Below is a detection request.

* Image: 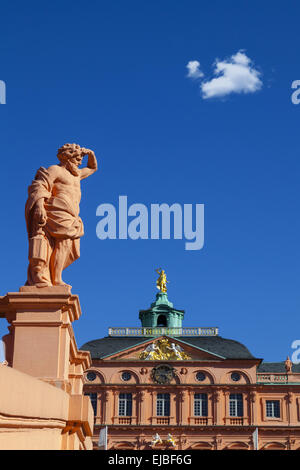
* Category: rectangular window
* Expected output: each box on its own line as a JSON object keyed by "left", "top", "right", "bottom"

{"left": 84, "top": 392, "right": 97, "bottom": 416}
{"left": 157, "top": 393, "right": 170, "bottom": 416}
{"left": 194, "top": 393, "right": 208, "bottom": 416}
{"left": 229, "top": 393, "right": 243, "bottom": 417}
{"left": 266, "top": 400, "right": 280, "bottom": 418}
{"left": 119, "top": 393, "right": 132, "bottom": 416}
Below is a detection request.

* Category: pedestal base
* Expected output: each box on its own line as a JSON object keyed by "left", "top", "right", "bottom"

{"left": 0, "top": 286, "right": 90, "bottom": 394}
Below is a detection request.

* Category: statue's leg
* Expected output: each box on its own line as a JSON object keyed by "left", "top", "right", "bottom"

{"left": 50, "top": 238, "right": 72, "bottom": 287}
{"left": 27, "top": 233, "right": 52, "bottom": 287}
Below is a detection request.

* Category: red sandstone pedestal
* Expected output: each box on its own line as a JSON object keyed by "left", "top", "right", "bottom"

{"left": 0, "top": 286, "right": 90, "bottom": 392}
{"left": 0, "top": 286, "right": 94, "bottom": 450}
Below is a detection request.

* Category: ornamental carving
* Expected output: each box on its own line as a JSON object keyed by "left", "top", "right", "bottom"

{"left": 139, "top": 338, "right": 191, "bottom": 361}
{"left": 213, "top": 390, "right": 221, "bottom": 402}
{"left": 285, "top": 392, "right": 293, "bottom": 404}
{"left": 151, "top": 433, "right": 176, "bottom": 448}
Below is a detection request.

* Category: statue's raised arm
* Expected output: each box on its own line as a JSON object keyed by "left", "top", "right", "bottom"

{"left": 25, "top": 143, "right": 98, "bottom": 288}
{"left": 79, "top": 148, "right": 98, "bottom": 180}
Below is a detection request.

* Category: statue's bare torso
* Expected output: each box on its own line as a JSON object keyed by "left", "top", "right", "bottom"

{"left": 47, "top": 165, "right": 82, "bottom": 212}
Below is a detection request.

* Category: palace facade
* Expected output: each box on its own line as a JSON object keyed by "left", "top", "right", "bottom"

{"left": 81, "top": 289, "right": 300, "bottom": 451}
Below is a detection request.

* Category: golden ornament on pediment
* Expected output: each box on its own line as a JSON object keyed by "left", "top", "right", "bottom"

{"left": 139, "top": 338, "right": 191, "bottom": 361}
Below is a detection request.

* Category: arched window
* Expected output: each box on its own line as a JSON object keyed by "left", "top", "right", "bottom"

{"left": 157, "top": 315, "right": 167, "bottom": 327}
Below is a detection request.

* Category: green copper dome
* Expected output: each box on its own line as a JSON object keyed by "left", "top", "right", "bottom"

{"left": 139, "top": 292, "right": 185, "bottom": 328}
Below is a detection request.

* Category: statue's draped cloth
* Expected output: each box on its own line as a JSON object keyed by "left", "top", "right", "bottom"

{"left": 25, "top": 167, "right": 84, "bottom": 283}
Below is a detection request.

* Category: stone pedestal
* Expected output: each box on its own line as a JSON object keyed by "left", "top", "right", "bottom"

{"left": 0, "top": 285, "right": 90, "bottom": 393}
{"left": 0, "top": 285, "right": 94, "bottom": 450}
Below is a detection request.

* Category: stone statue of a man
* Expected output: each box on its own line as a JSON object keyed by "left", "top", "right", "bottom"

{"left": 25, "top": 143, "right": 98, "bottom": 287}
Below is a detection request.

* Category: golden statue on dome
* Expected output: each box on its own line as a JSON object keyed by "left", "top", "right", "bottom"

{"left": 156, "top": 268, "right": 169, "bottom": 293}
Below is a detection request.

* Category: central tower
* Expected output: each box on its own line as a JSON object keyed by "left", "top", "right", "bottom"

{"left": 139, "top": 269, "right": 185, "bottom": 328}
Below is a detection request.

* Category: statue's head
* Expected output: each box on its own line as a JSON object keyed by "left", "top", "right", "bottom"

{"left": 57, "top": 143, "right": 82, "bottom": 163}
{"left": 57, "top": 143, "right": 83, "bottom": 176}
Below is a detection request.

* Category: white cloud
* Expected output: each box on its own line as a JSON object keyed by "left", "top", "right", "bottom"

{"left": 201, "top": 51, "right": 262, "bottom": 99}
{"left": 186, "top": 60, "right": 204, "bottom": 79}
{"left": 186, "top": 51, "right": 263, "bottom": 100}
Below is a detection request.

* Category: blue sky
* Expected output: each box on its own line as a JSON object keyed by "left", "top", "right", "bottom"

{"left": 0, "top": 0, "right": 300, "bottom": 363}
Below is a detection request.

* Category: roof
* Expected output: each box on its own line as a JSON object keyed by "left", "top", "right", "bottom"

{"left": 80, "top": 335, "right": 257, "bottom": 360}
{"left": 257, "top": 362, "right": 300, "bottom": 373}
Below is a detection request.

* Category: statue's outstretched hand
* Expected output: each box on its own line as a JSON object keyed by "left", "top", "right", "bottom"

{"left": 81, "top": 148, "right": 95, "bottom": 157}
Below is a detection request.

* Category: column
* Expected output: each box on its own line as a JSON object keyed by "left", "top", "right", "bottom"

{"left": 132, "top": 391, "right": 137, "bottom": 425}
{"left": 151, "top": 391, "right": 155, "bottom": 424}
{"left": 208, "top": 391, "right": 213, "bottom": 425}
{"left": 249, "top": 391, "right": 257, "bottom": 425}
{"left": 104, "top": 390, "right": 114, "bottom": 425}
{"left": 285, "top": 392, "right": 293, "bottom": 425}
{"left": 213, "top": 388, "right": 222, "bottom": 425}
{"left": 169, "top": 391, "right": 175, "bottom": 425}
{"left": 113, "top": 390, "right": 119, "bottom": 424}
{"left": 180, "top": 390, "right": 189, "bottom": 425}
{"left": 224, "top": 390, "right": 230, "bottom": 424}
{"left": 138, "top": 390, "right": 146, "bottom": 425}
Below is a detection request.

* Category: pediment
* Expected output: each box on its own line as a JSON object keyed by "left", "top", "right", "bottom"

{"left": 102, "top": 336, "right": 225, "bottom": 361}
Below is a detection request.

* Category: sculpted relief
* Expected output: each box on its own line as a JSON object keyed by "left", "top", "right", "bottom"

{"left": 139, "top": 338, "right": 191, "bottom": 361}
{"left": 25, "top": 143, "right": 98, "bottom": 287}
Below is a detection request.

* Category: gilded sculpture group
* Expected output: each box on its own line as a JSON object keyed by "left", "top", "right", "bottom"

{"left": 139, "top": 338, "right": 190, "bottom": 361}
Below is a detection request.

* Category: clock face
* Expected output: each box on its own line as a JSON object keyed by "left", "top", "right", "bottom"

{"left": 151, "top": 365, "right": 174, "bottom": 384}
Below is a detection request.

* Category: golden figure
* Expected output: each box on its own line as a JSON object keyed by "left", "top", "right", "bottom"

{"left": 151, "top": 433, "right": 176, "bottom": 448}
{"left": 139, "top": 343, "right": 164, "bottom": 360}
{"left": 139, "top": 338, "right": 191, "bottom": 361}
{"left": 166, "top": 434, "right": 176, "bottom": 447}
{"left": 151, "top": 433, "right": 162, "bottom": 446}
{"left": 156, "top": 268, "right": 169, "bottom": 293}
{"left": 166, "top": 342, "right": 191, "bottom": 360}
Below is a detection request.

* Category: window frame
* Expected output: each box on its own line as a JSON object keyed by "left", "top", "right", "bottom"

{"left": 266, "top": 400, "right": 281, "bottom": 418}
{"left": 118, "top": 392, "right": 133, "bottom": 417}
{"left": 229, "top": 393, "right": 244, "bottom": 417}
{"left": 194, "top": 393, "right": 208, "bottom": 417}
{"left": 156, "top": 393, "right": 170, "bottom": 416}
{"left": 261, "top": 396, "right": 284, "bottom": 423}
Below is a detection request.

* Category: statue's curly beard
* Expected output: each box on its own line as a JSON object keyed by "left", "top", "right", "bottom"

{"left": 66, "top": 159, "right": 80, "bottom": 176}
